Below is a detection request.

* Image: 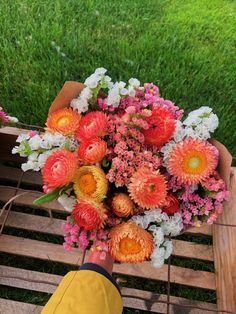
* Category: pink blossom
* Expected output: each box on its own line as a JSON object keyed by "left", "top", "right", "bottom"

{"left": 63, "top": 242, "right": 72, "bottom": 251}
{"left": 144, "top": 83, "right": 159, "bottom": 96}
{"left": 43, "top": 185, "right": 53, "bottom": 193}
{"left": 29, "top": 130, "right": 38, "bottom": 138}
{"left": 0, "top": 111, "right": 9, "bottom": 124}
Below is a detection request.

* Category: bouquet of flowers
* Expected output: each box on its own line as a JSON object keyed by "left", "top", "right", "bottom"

{"left": 12, "top": 68, "right": 230, "bottom": 268}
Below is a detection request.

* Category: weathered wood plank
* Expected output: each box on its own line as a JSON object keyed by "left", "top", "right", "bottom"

{"left": 213, "top": 168, "right": 236, "bottom": 313}
{"left": 186, "top": 224, "right": 212, "bottom": 236}
{"left": 0, "top": 235, "right": 83, "bottom": 266}
{"left": 0, "top": 211, "right": 64, "bottom": 236}
{"left": 0, "top": 299, "right": 42, "bottom": 314}
{"left": 0, "top": 266, "right": 217, "bottom": 313}
{"left": 172, "top": 239, "right": 213, "bottom": 261}
{"left": 0, "top": 235, "right": 215, "bottom": 289}
{"left": 1, "top": 211, "right": 214, "bottom": 261}
{"left": 122, "top": 288, "right": 217, "bottom": 314}
{"left": 0, "top": 265, "right": 60, "bottom": 294}
{"left": 0, "top": 186, "right": 64, "bottom": 213}
{"left": 0, "top": 165, "right": 42, "bottom": 186}
{"left": 113, "top": 262, "right": 216, "bottom": 290}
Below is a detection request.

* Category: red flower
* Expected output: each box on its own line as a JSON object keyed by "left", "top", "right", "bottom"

{"left": 72, "top": 198, "right": 107, "bottom": 231}
{"left": 77, "top": 137, "right": 107, "bottom": 164}
{"left": 75, "top": 111, "right": 108, "bottom": 141}
{"left": 42, "top": 150, "right": 78, "bottom": 189}
{"left": 161, "top": 194, "right": 179, "bottom": 215}
{"left": 144, "top": 107, "right": 176, "bottom": 147}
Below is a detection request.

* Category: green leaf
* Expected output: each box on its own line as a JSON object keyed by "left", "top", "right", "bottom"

{"left": 33, "top": 183, "right": 74, "bottom": 205}
{"left": 33, "top": 188, "right": 61, "bottom": 205}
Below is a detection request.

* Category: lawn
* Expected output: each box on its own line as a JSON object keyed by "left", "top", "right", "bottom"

{"left": 0, "top": 0, "right": 235, "bottom": 155}
{"left": 0, "top": 0, "right": 236, "bottom": 311}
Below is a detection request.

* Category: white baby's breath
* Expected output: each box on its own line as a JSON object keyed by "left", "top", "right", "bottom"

{"left": 58, "top": 193, "right": 77, "bottom": 212}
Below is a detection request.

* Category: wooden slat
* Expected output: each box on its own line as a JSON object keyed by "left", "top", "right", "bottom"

{"left": 0, "top": 235, "right": 216, "bottom": 290}
{"left": 0, "top": 211, "right": 64, "bottom": 236}
{"left": 0, "top": 235, "right": 83, "bottom": 266}
{"left": 172, "top": 239, "right": 213, "bottom": 261}
{"left": 113, "top": 262, "right": 216, "bottom": 290}
{"left": 0, "top": 165, "right": 42, "bottom": 186}
{"left": 122, "top": 288, "right": 217, "bottom": 314}
{"left": 0, "top": 299, "right": 42, "bottom": 314}
{"left": 186, "top": 224, "right": 212, "bottom": 236}
{"left": 0, "top": 186, "right": 64, "bottom": 213}
{"left": 0, "top": 266, "right": 217, "bottom": 313}
{"left": 213, "top": 168, "right": 236, "bottom": 312}
{"left": 1, "top": 211, "right": 213, "bottom": 261}
{"left": 0, "top": 265, "right": 61, "bottom": 294}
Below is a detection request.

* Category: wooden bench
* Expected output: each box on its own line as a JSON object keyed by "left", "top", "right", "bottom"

{"left": 0, "top": 127, "right": 236, "bottom": 314}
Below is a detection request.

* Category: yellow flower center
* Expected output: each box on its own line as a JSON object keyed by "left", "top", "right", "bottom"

{"left": 57, "top": 116, "right": 70, "bottom": 127}
{"left": 76, "top": 173, "right": 97, "bottom": 195}
{"left": 119, "top": 237, "right": 141, "bottom": 255}
{"left": 183, "top": 151, "right": 207, "bottom": 174}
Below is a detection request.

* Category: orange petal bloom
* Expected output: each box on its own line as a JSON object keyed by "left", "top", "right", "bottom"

{"left": 46, "top": 108, "right": 81, "bottom": 135}
{"left": 77, "top": 137, "right": 107, "bottom": 164}
{"left": 144, "top": 107, "right": 176, "bottom": 147}
{"left": 128, "top": 167, "right": 167, "bottom": 209}
{"left": 111, "top": 193, "right": 135, "bottom": 217}
{"left": 73, "top": 198, "right": 107, "bottom": 231}
{"left": 42, "top": 149, "right": 78, "bottom": 189}
{"left": 168, "top": 138, "right": 219, "bottom": 184}
{"left": 74, "top": 166, "right": 108, "bottom": 202}
{"left": 108, "top": 221, "right": 153, "bottom": 263}
{"left": 75, "top": 111, "right": 108, "bottom": 141}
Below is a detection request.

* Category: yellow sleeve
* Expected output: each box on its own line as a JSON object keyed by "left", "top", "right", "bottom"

{"left": 41, "top": 263, "right": 123, "bottom": 314}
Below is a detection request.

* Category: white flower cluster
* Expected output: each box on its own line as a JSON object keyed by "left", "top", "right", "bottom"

{"left": 71, "top": 68, "right": 112, "bottom": 113}
{"left": 12, "top": 131, "right": 74, "bottom": 172}
{"left": 7, "top": 116, "right": 19, "bottom": 123}
{"left": 106, "top": 78, "right": 140, "bottom": 107}
{"left": 132, "top": 209, "right": 183, "bottom": 268}
{"left": 174, "top": 106, "right": 219, "bottom": 142}
{"left": 71, "top": 68, "right": 141, "bottom": 111}
{"left": 58, "top": 192, "right": 77, "bottom": 212}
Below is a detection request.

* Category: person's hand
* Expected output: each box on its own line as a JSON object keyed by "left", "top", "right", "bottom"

{"left": 87, "top": 246, "right": 114, "bottom": 275}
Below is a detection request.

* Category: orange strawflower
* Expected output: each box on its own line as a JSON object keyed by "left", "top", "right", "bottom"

{"left": 75, "top": 111, "right": 108, "bottom": 141}
{"left": 128, "top": 167, "right": 167, "bottom": 209}
{"left": 108, "top": 221, "right": 153, "bottom": 263}
{"left": 144, "top": 106, "right": 175, "bottom": 147}
{"left": 77, "top": 137, "right": 107, "bottom": 164}
{"left": 46, "top": 108, "right": 81, "bottom": 135}
{"left": 73, "top": 198, "right": 107, "bottom": 231}
{"left": 111, "top": 193, "right": 135, "bottom": 217}
{"left": 74, "top": 166, "right": 108, "bottom": 202}
{"left": 42, "top": 149, "right": 78, "bottom": 189}
{"left": 168, "top": 138, "right": 219, "bottom": 184}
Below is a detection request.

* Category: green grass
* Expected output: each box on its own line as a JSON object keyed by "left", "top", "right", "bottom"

{"left": 0, "top": 0, "right": 235, "bottom": 155}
